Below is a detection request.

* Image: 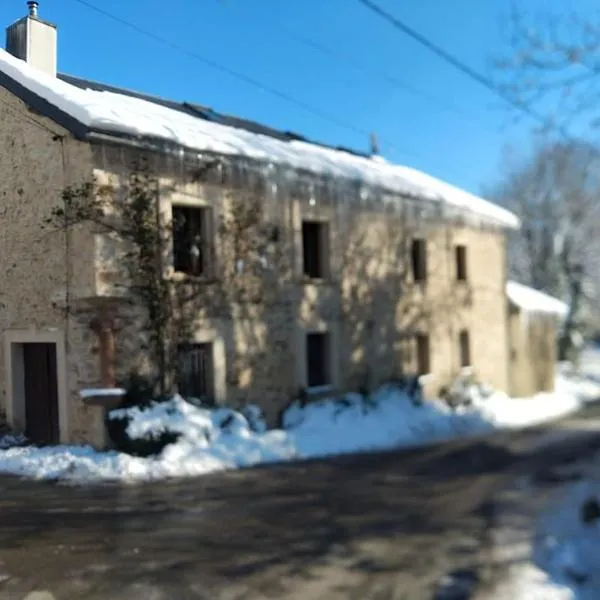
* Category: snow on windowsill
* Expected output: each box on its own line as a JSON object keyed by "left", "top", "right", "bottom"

{"left": 306, "top": 384, "right": 335, "bottom": 395}
{"left": 79, "top": 388, "right": 126, "bottom": 399}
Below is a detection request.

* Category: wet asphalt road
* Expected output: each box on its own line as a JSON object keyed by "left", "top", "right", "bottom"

{"left": 2, "top": 406, "right": 600, "bottom": 600}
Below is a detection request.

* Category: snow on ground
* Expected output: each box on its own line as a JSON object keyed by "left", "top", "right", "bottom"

{"left": 0, "top": 359, "right": 598, "bottom": 483}
{"left": 533, "top": 478, "right": 600, "bottom": 600}
{"left": 486, "top": 563, "right": 575, "bottom": 599}
{"left": 493, "top": 463, "right": 600, "bottom": 600}
{"left": 473, "top": 375, "right": 589, "bottom": 430}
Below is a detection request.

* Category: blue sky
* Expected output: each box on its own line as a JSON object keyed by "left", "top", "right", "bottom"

{"left": 0, "top": 0, "right": 591, "bottom": 194}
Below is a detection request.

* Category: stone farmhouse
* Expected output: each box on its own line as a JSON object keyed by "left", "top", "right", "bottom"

{"left": 0, "top": 3, "right": 525, "bottom": 447}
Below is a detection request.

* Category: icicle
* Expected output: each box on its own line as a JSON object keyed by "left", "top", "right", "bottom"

{"left": 236, "top": 259, "right": 245, "bottom": 274}
{"left": 177, "top": 147, "right": 185, "bottom": 181}
{"left": 360, "top": 185, "right": 369, "bottom": 203}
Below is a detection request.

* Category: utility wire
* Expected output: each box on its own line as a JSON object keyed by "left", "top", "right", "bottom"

{"left": 213, "top": 1, "right": 478, "bottom": 122}
{"left": 356, "top": 0, "right": 567, "bottom": 136}
{"left": 70, "top": 0, "right": 418, "bottom": 158}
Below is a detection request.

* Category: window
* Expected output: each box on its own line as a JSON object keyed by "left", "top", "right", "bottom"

{"left": 177, "top": 342, "right": 214, "bottom": 403}
{"left": 172, "top": 205, "right": 212, "bottom": 276}
{"left": 411, "top": 238, "right": 427, "bottom": 283}
{"left": 459, "top": 330, "right": 471, "bottom": 368}
{"left": 306, "top": 332, "right": 331, "bottom": 388}
{"left": 455, "top": 245, "right": 467, "bottom": 281}
{"left": 302, "top": 221, "right": 329, "bottom": 279}
{"left": 416, "top": 333, "right": 430, "bottom": 375}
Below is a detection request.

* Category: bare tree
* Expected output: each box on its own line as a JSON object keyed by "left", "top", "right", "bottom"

{"left": 495, "top": 4, "right": 600, "bottom": 134}
{"left": 485, "top": 139, "right": 600, "bottom": 359}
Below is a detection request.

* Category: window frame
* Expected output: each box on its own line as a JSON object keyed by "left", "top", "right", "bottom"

{"left": 301, "top": 220, "right": 330, "bottom": 280}
{"left": 416, "top": 333, "right": 431, "bottom": 375}
{"left": 172, "top": 204, "right": 213, "bottom": 278}
{"left": 458, "top": 329, "right": 471, "bottom": 368}
{"left": 176, "top": 341, "right": 215, "bottom": 404}
{"left": 455, "top": 244, "right": 468, "bottom": 282}
{"left": 411, "top": 238, "right": 427, "bottom": 283}
{"left": 305, "top": 331, "right": 333, "bottom": 391}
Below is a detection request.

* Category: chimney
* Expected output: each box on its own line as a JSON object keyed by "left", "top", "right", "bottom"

{"left": 6, "top": 1, "right": 57, "bottom": 77}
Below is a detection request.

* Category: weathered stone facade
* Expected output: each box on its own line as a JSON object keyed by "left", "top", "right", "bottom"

{"left": 508, "top": 304, "right": 558, "bottom": 397}
{"left": 0, "top": 86, "right": 104, "bottom": 443}
{"left": 0, "top": 83, "right": 511, "bottom": 444}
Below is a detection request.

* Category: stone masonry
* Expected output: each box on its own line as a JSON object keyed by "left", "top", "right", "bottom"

{"left": 0, "top": 84, "right": 510, "bottom": 444}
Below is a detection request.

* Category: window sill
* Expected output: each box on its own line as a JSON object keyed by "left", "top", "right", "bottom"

{"left": 168, "top": 271, "right": 217, "bottom": 284}
{"left": 301, "top": 275, "right": 331, "bottom": 284}
{"left": 307, "top": 384, "right": 334, "bottom": 396}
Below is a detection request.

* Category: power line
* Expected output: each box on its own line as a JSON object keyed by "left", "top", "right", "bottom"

{"left": 69, "top": 0, "right": 419, "bottom": 158}
{"left": 356, "top": 0, "right": 565, "bottom": 134}
{"left": 213, "top": 1, "right": 477, "bottom": 122}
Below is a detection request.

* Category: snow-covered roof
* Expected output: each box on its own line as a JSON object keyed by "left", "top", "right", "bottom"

{"left": 0, "top": 47, "right": 519, "bottom": 229}
{"left": 506, "top": 281, "right": 569, "bottom": 317}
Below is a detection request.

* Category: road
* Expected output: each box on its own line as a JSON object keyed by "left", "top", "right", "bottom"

{"left": 1, "top": 405, "right": 600, "bottom": 600}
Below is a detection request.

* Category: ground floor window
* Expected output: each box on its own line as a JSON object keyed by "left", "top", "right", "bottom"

{"left": 306, "top": 332, "right": 332, "bottom": 389}
{"left": 416, "top": 333, "right": 430, "bottom": 375}
{"left": 177, "top": 342, "right": 215, "bottom": 403}
{"left": 459, "top": 330, "right": 471, "bottom": 368}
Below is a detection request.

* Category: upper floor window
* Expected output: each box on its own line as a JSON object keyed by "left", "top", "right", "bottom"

{"left": 411, "top": 238, "right": 427, "bottom": 283}
{"left": 302, "top": 220, "right": 329, "bottom": 279}
{"left": 455, "top": 245, "right": 468, "bottom": 281}
{"left": 172, "top": 205, "right": 213, "bottom": 277}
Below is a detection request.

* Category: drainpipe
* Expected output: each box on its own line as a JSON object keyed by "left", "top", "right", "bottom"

{"left": 90, "top": 313, "right": 116, "bottom": 388}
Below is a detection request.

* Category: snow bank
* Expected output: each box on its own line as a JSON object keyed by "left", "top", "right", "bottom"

{"left": 487, "top": 563, "right": 575, "bottom": 599}
{"left": 525, "top": 474, "right": 600, "bottom": 599}
{"left": 0, "top": 367, "right": 596, "bottom": 483}
{"left": 0, "top": 48, "right": 518, "bottom": 228}
{"left": 473, "top": 385, "right": 581, "bottom": 429}
{"left": 507, "top": 281, "right": 569, "bottom": 317}
{"left": 283, "top": 386, "right": 492, "bottom": 457}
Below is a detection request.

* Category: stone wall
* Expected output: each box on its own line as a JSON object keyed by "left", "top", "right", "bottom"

{"left": 0, "top": 86, "right": 106, "bottom": 443}
{"left": 508, "top": 307, "right": 558, "bottom": 397}
{"left": 90, "top": 144, "right": 511, "bottom": 426}
{"left": 0, "top": 89, "right": 513, "bottom": 442}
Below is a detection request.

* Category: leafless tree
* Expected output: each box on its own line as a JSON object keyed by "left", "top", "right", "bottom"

{"left": 485, "top": 139, "right": 600, "bottom": 359}
{"left": 495, "top": 4, "right": 600, "bottom": 134}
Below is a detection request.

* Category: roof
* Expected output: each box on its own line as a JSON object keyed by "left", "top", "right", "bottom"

{"left": 0, "top": 47, "right": 520, "bottom": 229}
{"left": 506, "top": 281, "right": 569, "bottom": 317}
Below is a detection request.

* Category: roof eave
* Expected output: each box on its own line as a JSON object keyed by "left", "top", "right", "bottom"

{"left": 0, "top": 69, "right": 89, "bottom": 139}
{"left": 86, "top": 129, "right": 520, "bottom": 230}
{"left": 0, "top": 65, "right": 521, "bottom": 231}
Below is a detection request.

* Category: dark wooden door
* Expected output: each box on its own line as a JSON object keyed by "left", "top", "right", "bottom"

{"left": 23, "top": 343, "right": 59, "bottom": 444}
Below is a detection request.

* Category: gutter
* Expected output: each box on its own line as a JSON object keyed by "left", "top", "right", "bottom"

{"left": 85, "top": 130, "right": 519, "bottom": 231}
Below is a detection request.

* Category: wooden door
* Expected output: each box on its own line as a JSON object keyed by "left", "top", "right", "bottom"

{"left": 23, "top": 343, "right": 59, "bottom": 444}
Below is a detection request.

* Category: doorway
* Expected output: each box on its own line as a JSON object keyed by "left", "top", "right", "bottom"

{"left": 23, "top": 343, "right": 59, "bottom": 444}
{"left": 5, "top": 330, "right": 68, "bottom": 444}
